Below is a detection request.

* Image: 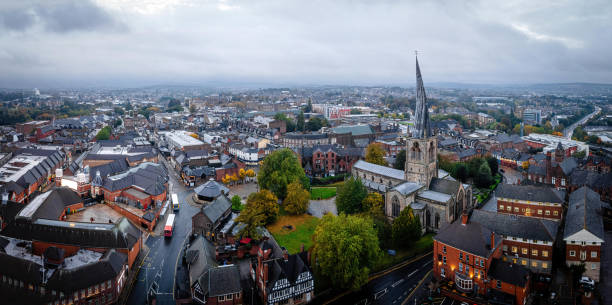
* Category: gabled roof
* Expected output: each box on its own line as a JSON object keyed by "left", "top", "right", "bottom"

{"left": 202, "top": 195, "right": 231, "bottom": 224}
{"left": 495, "top": 184, "right": 564, "bottom": 204}
{"left": 559, "top": 157, "right": 577, "bottom": 175}
{"left": 102, "top": 162, "right": 167, "bottom": 196}
{"left": 200, "top": 265, "right": 242, "bottom": 297}
{"left": 488, "top": 258, "right": 530, "bottom": 287}
{"left": 429, "top": 178, "right": 460, "bottom": 196}
{"left": 470, "top": 209, "right": 559, "bottom": 242}
{"left": 46, "top": 250, "right": 127, "bottom": 293}
{"left": 266, "top": 253, "right": 311, "bottom": 294}
{"left": 434, "top": 216, "right": 502, "bottom": 258}
{"left": 353, "top": 160, "right": 404, "bottom": 180}
{"left": 393, "top": 182, "right": 422, "bottom": 195}
{"left": 564, "top": 186, "right": 605, "bottom": 241}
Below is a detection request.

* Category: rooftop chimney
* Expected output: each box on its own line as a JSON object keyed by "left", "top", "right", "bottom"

{"left": 461, "top": 210, "right": 469, "bottom": 225}
{"left": 491, "top": 231, "right": 495, "bottom": 249}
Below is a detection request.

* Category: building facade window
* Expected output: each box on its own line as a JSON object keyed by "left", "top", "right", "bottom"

{"left": 569, "top": 250, "right": 576, "bottom": 257}
{"left": 496, "top": 280, "right": 502, "bottom": 288}
{"left": 591, "top": 251, "right": 597, "bottom": 258}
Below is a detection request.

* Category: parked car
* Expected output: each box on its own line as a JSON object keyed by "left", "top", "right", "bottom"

{"left": 579, "top": 276, "right": 595, "bottom": 290}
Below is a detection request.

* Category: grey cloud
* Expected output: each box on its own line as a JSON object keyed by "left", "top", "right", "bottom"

{"left": 0, "top": 0, "right": 125, "bottom": 33}
{"left": 0, "top": 9, "right": 36, "bottom": 31}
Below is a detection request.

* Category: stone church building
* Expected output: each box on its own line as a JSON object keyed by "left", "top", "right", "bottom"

{"left": 352, "top": 57, "right": 472, "bottom": 232}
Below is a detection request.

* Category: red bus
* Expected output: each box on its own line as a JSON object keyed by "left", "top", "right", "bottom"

{"left": 164, "top": 214, "right": 175, "bottom": 237}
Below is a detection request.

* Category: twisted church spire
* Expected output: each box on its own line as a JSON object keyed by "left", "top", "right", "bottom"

{"left": 413, "top": 56, "right": 431, "bottom": 138}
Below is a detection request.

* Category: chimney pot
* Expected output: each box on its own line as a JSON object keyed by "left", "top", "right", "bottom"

{"left": 461, "top": 210, "right": 469, "bottom": 225}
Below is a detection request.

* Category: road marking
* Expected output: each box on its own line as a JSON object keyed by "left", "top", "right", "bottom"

{"left": 406, "top": 270, "right": 417, "bottom": 278}
{"left": 374, "top": 288, "right": 387, "bottom": 300}
{"left": 392, "top": 279, "right": 404, "bottom": 288}
{"left": 400, "top": 270, "right": 432, "bottom": 305}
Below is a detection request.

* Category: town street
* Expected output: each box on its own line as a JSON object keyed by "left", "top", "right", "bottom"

{"left": 126, "top": 156, "right": 199, "bottom": 305}
{"left": 327, "top": 254, "right": 433, "bottom": 305}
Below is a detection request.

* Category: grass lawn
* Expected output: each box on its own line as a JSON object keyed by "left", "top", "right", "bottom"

{"left": 268, "top": 214, "right": 320, "bottom": 254}
{"left": 310, "top": 187, "right": 336, "bottom": 200}
{"left": 374, "top": 233, "right": 434, "bottom": 272}
{"left": 326, "top": 180, "right": 345, "bottom": 187}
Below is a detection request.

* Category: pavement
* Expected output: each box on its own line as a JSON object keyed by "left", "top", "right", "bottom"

{"left": 326, "top": 254, "right": 433, "bottom": 305}
{"left": 125, "top": 155, "right": 200, "bottom": 305}
{"left": 308, "top": 197, "right": 338, "bottom": 218}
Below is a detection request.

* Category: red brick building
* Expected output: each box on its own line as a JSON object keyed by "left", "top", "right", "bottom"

{"left": 563, "top": 187, "right": 605, "bottom": 282}
{"left": 470, "top": 209, "right": 559, "bottom": 275}
{"left": 294, "top": 144, "right": 363, "bottom": 177}
{"left": 433, "top": 212, "right": 531, "bottom": 305}
{"left": 495, "top": 184, "right": 565, "bottom": 221}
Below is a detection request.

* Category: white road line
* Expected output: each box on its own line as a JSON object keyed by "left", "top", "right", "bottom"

{"left": 392, "top": 279, "right": 404, "bottom": 288}
{"left": 374, "top": 288, "right": 388, "bottom": 300}
{"left": 406, "top": 270, "right": 417, "bottom": 278}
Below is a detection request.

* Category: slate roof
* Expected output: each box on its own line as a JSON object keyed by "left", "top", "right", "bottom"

{"left": 46, "top": 250, "right": 126, "bottom": 293}
{"left": 470, "top": 209, "right": 559, "bottom": 242}
{"left": 3, "top": 217, "right": 140, "bottom": 250}
{"left": 457, "top": 148, "right": 477, "bottom": 159}
{"left": 495, "top": 184, "right": 564, "bottom": 204}
{"left": 559, "top": 157, "right": 578, "bottom": 175}
{"left": 194, "top": 179, "right": 229, "bottom": 199}
{"left": 284, "top": 133, "right": 328, "bottom": 139}
{"left": 102, "top": 162, "right": 167, "bottom": 196}
{"left": 353, "top": 160, "right": 404, "bottom": 180}
{"left": 569, "top": 170, "right": 612, "bottom": 189}
{"left": 17, "top": 187, "right": 82, "bottom": 221}
{"left": 89, "top": 158, "right": 129, "bottom": 181}
{"left": 488, "top": 258, "right": 530, "bottom": 287}
{"left": 266, "top": 252, "right": 311, "bottom": 295}
{"left": 564, "top": 187, "right": 605, "bottom": 240}
{"left": 418, "top": 190, "right": 452, "bottom": 203}
{"left": 199, "top": 265, "right": 242, "bottom": 297}
{"left": 434, "top": 216, "right": 502, "bottom": 257}
{"left": 331, "top": 125, "right": 373, "bottom": 136}
{"left": 429, "top": 178, "right": 460, "bottom": 196}
{"left": 527, "top": 165, "right": 546, "bottom": 176}
{"left": 202, "top": 195, "right": 231, "bottom": 224}
{"left": 393, "top": 182, "right": 423, "bottom": 195}
{"left": 187, "top": 235, "right": 216, "bottom": 287}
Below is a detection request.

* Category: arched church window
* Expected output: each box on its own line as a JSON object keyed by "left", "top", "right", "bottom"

{"left": 429, "top": 142, "right": 435, "bottom": 160}
{"left": 435, "top": 213, "right": 440, "bottom": 229}
{"left": 392, "top": 196, "right": 400, "bottom": 217}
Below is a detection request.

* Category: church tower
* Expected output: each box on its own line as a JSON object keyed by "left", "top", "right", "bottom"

{"left": 405, "top": 56, "right": 438, "bottom": 188}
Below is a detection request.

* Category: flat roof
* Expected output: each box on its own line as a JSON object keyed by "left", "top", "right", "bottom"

{"left": 164, "top": 131, "right": 204, "bottom": 147}
{"left": 0, "top": 154, "right": 47, "bottom": 183}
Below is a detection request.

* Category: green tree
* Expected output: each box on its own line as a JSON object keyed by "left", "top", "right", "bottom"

{"left": 365, "top": 143, "right": 387, "bottom": 166}
{"left": 189, "top": 104, "right": 197, "bottom": 114}
{"left": 312, "top": 214, "right": 382, "bottom": 290}
{"left": 284, "top": 180, "right": 310, "bottom": 215}
{"left": 455, "top": 163, "right": 468, "bottom": 182}
{"left": 362, "top": 192, "right": 384, "bottom": 218}
{"left": 306, "top": 117, "right": 328, "bottom": 131}
{"left": 237, "top": 189, "right": 279, "bottom": 229}
{"left": 236, "top": 207, "right": 266, "bottom": 239}
{"left": 468, "top": 158, "right": 484, "bottom": 177}
{"left": 258, "top": 149, "right": 310, "bottom": 199}
{"left": 350, "top": 108, "right": 362, "bottom": 114}
{"left": 274, "top": 112, "right": 296, "bottom": 132}
{"left": 393, "top": 149, "right": 406, "bottom": 170}
{"left": 95, "top": 126, "right": 111, "bottom": 141}
{"left": 113, "top": 118, "right": 122, "bottom": 128}
{"left": 474, "top": 162, "right": 493, "bottom": 188}
{"left": 231, "top": 195, "right": 243, "bottom": 211}
{"left": 391, "top": 207, "right": 422, "bottom": 248}
{"left": 487, "top": 157, "right": 499, "bottom": 175}
{"left": 372, "top": 216, "right": 392, "bottom": 249}
{"left": 336, "top": 177, "right": 367, "bottom": 214}
{"left": 297, "top": 111, "right": 305, "bottom": 132}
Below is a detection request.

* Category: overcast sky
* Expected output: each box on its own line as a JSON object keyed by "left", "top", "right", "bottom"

{"left": 1, "top": 0, "right": 611, "bottom": 88}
